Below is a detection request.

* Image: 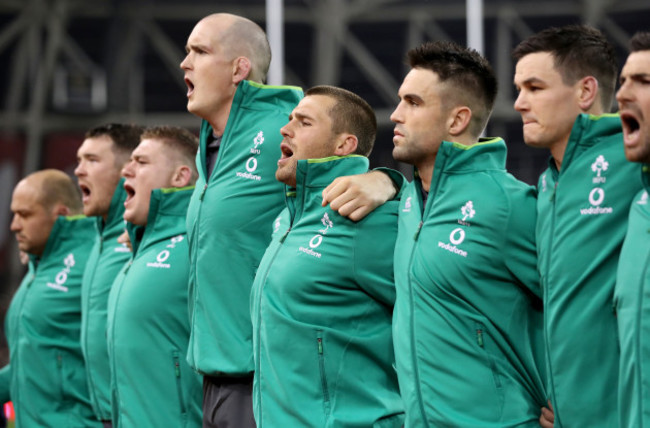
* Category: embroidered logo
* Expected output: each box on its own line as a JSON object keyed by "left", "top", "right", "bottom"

{"left": 637, "top": 191, "right": 648, "bottom": 205}
{"left": 300, "top": 213, "right": 333, "bottom": 258}
{"left": 591, "top": 155, "right": 609, "bottom": 184}
{"left": 458, "top": 200, "right": 475, "bottom": 226}
{"left": 273, "top": 216, "right": 282, "bottom": 233}
{"left": 147, "top": 235, "right": 183, "bottom": 269}
{"left": 541, "top": 173, "right": 548, "bottom": 193}
{"left": 402, "top": 196, "right": 412, "bottom": 213}
{"left": 237, "top": 130, "right": 265, "bottom": 181}
{"left": 438, "top": 227, "right": 468, "bottom": 258}
{"left": 47, "top": 253, "right": 75, "bottom": 292}
{"left": 580, "top": 187, "right": 613, "bottom": 215}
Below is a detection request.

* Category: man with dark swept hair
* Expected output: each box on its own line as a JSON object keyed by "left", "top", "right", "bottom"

{"left": 513, "top": 24, "right": 618, "bottom": 112}
{"left": 614, "top": 31, "right": 650, "bottom": 428}
{"left": 513, "top": 25, "right": 642, "bottom": 428}
{"left": 407, "top": 40, "right": 497, "bottom": 136}
{"left": 252, "top": 85, "right": 404, "bottom": 427}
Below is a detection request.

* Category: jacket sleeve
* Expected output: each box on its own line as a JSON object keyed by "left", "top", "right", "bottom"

{"left": 373, "top": 167, "right": 408, "bottom": 200}
{"left": 503, "top": 184, "right": 542, "bottom": 300}
{"left": 352, "top": 201, "right": 400, "bottom": 306}
{"left": 0, "top": 364, "right": 11, "bottom": 403}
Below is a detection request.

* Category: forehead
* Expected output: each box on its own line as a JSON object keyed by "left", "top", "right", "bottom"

{"left": 78, "top": 135, "right": 115, "bottom": 156}
{"left": 621, "top": 50, "right": 650, "bottom": 76}
{"left": 293, "top": 95, "right": 334, "bottom": 120}
{"left": 399, "top": 68, "right": 442, "bottom": 98}
{"left": 11, "top": 180, "right": 41, "bottom": 208}
{"left": 188, "top": 17, "right": 227, "bottom": 46}
{"left": 132, "top": 139, "right": 167, "bottom": 159}
{"left": 514, "top": 52, "right": 563, "bottom": 83}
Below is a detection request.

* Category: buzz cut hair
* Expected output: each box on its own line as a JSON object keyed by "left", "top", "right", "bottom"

{"left": 140, "top": 126, "right": 199, "bottom": 180}
{"left": 85, "top": 123, "right": 145, "bottom": 166}
{"left": 629, "top": 32, "right": 650, "bottom": 52}
{"left": 305, "top": 85, "right": 377, "bottom": 157}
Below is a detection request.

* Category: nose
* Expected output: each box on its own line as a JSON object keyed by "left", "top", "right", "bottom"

{"left": 180, "top": 53, "right": 190, "bottom": 70}
{"left": 514, "top": 90, "right": 527, "bottom": 112}
{"left": 10, "top": 214, "right": 20, "bottom": 232}
{"left": 121, "top": 161, "right": 134, "bottom": 178}
{"left": 616, "top": 80, "right": 632, "bottom": 105}
{"left": 280, "top": 121, "right": 293, "bottom": 139}
{"left": 74, "top": 160, "right": 85, "bottom": 177}
{"left": 390, "top": 103, "right": 403, "bottom": 123}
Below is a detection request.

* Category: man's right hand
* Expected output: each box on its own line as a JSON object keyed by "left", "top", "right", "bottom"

{"left": 322, "top": 171, "right": 397, "bottom": 221}
{"left": 539, "top": 400, "right": 554, "bottom": 428}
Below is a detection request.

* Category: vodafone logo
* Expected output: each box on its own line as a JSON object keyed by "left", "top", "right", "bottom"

{"left": 449, "top": 228, "right": 465, "bottom": 245}
{"left": 246, "top": 157, "right": 258, "bottom": 172}
{"left": 588, "top": 188, "right": 605, "bottom": 206}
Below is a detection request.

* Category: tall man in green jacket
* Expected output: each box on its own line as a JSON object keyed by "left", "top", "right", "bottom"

{"left": 1, "top": 169, "right": 100, "bottom": 427}
{"left": 251, "top": 86, "right": 404, "bottom": 427}
{"left": 512, "top": 25, "right": 643, "bottom": 428}
{"left": 389, "top": 41, "right": 545, "bottom": 427}
{"left": 106, "top": 126, "right": 202, "bottom": 427}
{"left": 180, "top": 13, "right": 302, "bottom": 426}
{"left": 75, "top": 123, "right": 143, "bottom": 427}
{"left": 614, "top": 31, "right": 650, "bottom": 428}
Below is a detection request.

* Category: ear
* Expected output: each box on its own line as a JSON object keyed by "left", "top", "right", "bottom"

{"left": 170, "top": 165, "right": 193, "bottom": 188}
{"left": 447, "top": 106, "right": 472, "bottom": 137}
{"left": 577, "top": 76, "right": 599, "bottom": 111}
{"left": 53, "top": 203, "right": 70, "bottom": 217}
{"left": 232, "top": 57, "right": 252, "bottom": 84}
{"left": 333, "top": 134, "right": 359, "bottom": 157}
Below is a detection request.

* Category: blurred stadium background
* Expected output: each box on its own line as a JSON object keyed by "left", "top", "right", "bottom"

{"left": 0, "top": 0, "right": 648, "bottom": 380}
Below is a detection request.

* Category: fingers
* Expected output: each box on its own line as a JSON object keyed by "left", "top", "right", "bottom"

{"left": 538, "top": 405, "right": 554, "bottom": 428}
{"left": 322, "top": 177, "right": 348, "bottom": 207}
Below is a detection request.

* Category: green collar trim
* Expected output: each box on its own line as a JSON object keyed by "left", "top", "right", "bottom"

{"left": 247, "top": 80, "right": 302, "bottom": 91}
{"left": 160, "top": 185, "right": 195, "bottom": 194}
{"left": 307, "top": 154, "right": 365, "bottom": 164}
{"left": 450, "top": 137, "right": 501, "bottom": 151}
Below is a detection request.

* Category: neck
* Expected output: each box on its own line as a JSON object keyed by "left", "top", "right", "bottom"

{"left": 418, "top": 160, "right": 434, "bottom": 193}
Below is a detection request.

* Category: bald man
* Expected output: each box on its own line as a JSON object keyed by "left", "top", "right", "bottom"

{"left": 0, "top": 170, "right": 100, "bottom": 427}
{"left": 181, "top": 14, "right": 302, "bottom": 426}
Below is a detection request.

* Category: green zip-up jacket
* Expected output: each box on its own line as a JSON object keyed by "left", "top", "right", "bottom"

{"left": 107, "top": 187, "right": 201, "bottom": 428}
{"left": 0, "top": 215, "right": 101, "bottom": 427}
{"left": 537, "top": 114, "right": 641, "bottom": 427}
{"left": 615, "top": 164, "right": 650, "bottom": 428}
{"left": 81, "top": 179, "right": 131, "bottom": 421}
{"left": 251, "top": 156, "right": 404, "bottom": 428}
{"left": 394, "top": 138, "right": 546, "bottom": 427}
{"left": 186, "top": 80, "right": 303, "bottom": 376}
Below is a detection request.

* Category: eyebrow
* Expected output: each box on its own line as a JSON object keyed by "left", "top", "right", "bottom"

{"left": 401, "top": 93, "right": 424, "bottom": 104}
{"left": 515, "top": 77, "right": 545, "bottom": 86}
{"left": 620, "top": 72, "right": 650, "bottom": 84}
{"left": 290, "top": 111, "right": 315, "bottom": 121}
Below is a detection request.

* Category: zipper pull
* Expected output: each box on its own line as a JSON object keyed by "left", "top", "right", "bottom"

{"left": 279, "top": 227, "right": 291, "bottom": 243}
{"left": 476, "top": 329, "right": 484, "bottom": 347}
{"left": 413, "top": 221, "right": 423, "bottom": 240}
{"left": 199, "top": 183, "right": 208, "bottom": 201}
{"left": 317, "top": 338, "right": 323, "bottom": 354}
{"left": 174, "top": 360, "right": 181, "bottom": 377}
{"left": 550, "top": 182, "right": 557, "bottom": 202}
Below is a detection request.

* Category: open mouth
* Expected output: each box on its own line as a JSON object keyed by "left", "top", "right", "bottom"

{"left": 620, "top": 112, "right": 641, "bottom": 144}
{"left": 124, "top": 183, "right": 136, "bottom": 205}
{"left": 280, "top": 142, "right": 294, "bottom": 160}
{"left": 184, "top": 77, "right": 195, "bottom": 97}
{"left": 79, "top": 184, "right": 91, "bottom": 202}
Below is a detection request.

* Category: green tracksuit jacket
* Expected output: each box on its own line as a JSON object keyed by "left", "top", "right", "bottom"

{"left": 537, "top": 114, "right": 642, "bottom": 427}
{"left": 107, "top": 187, "right": 201, "bottom": 427}
{"left": 0, "top": 215, "right": 101, "bottom": 427}
{"left": 186, "top": 80, "right": 303, "bottom": 376}
{"left": 393, "top": 139, "right": 546, "bottom": 427}
{"left": 251, "top": 156, "right": 404, "bottom": 428}
{"left": 81, "top": 179, "right": 131, "bottom": 421}
{"left": 615, "top": 164, "right": 650, "bottom": 428}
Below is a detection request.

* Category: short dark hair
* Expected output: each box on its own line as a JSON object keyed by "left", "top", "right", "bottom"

{"left": 512, "top": 25, "right": 617, "bottom": 112}
{"left": 407, "top": 40, "right": 497, "bottom": 138}
{"left": 140, "top": 126, "right": 199, "bottom": 181}
{"left": 85, "top": 123, "right": 144, "bottom": 166}
{"left": 629, "top": 32, "right": 650, "bottom": 52}
{"left": 305, "top": 85, "right": 377, "bottom": 157}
